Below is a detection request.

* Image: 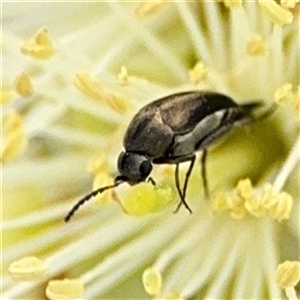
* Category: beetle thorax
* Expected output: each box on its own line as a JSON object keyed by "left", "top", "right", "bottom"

{"left": 117, "top": 151, "right": 152, "bottom": 183}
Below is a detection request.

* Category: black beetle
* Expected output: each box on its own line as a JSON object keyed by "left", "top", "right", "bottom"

{"left": 65, "top": 91, "right": 273, "bottom": 221}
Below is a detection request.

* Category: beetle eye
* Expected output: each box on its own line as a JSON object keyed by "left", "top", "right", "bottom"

{"left": 139, "top": 160, "right": 152, "bottom": 180}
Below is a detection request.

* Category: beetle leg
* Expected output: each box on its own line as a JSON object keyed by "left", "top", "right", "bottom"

{"left": 174, "top": 161, "right": 193, "bottom": 214}
{"left": 147, "top": 177, "right": 156, "bottom": 186}
{"left": 182, "top": 155, "right": 196, "bottom": 200}
{"left": 201, "top": 149, "right": 209, "bottom": 198}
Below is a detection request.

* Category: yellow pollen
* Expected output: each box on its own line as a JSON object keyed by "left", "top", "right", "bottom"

{"left": 276, "top": 261, "right": 300, "bottom": 288}
{"left": 13, "top": 72, "right": 34, "bottom": 97}
{"left": 93, "top": 172, "right": 114, "bottom": 206}
{"left": 281, "top": 0, "right": 300, "bottom": 8}
{"left": 8, "top": 256, "right": 47, "bottom": 281}
{"left": 1, "top": 86, "right": 13, "bottom": 105}
{"left": 246, "top": 34, "right": 266, "bottom": 56}
{"left": 135, "top": 1, "right": 169, "bottom": 17}
{"left": 46, "top": 278, "right": 84, "bottom": 300}
{"left": 21, "top": 27, "right": 55, "bottom": 60}
{"left": 143, "top": 268, "right": 162, "bottom": 296}
{"left": 188, "top": 61, "right": 208, "bottom": 84}
{"left": 274, "top": 83, "right": 295, "bottom": 106}
{"left": 219, "top": 0, "right": 243, "bottom": 9}
{"left": 258, "top": 0, "right": 293, "bottom": 26}
{"left": 120, "top": 182, "right": 175, "bottom": 216}
{"left": 117, "top": 66, "right": 132, "bottom": 86}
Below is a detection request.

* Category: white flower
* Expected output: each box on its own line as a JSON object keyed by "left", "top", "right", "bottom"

{"left": 2, "top": 2, "right": 299, "bottom": 299}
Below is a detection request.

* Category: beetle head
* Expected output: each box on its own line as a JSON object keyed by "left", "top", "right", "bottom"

{"left": 117, "top": 151, "right": 152, "bottom": 184}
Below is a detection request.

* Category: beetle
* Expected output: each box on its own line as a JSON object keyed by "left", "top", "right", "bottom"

{"left": 65, "top": 91, "right": 273, "bottom": 222}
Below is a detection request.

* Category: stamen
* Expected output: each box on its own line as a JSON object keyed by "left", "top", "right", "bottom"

{"left": 188, "top": 61, "right": 208, "bottom": 84}
{"left": 276, "top": 261, "right": 300, "bottom": 288}
{"left": 246, "top": 34, "right": 266, "bottom": 56}
{"left": 117, "top": 66, "right": 132, "bottom": 86}
{"left": 8, "top": 256, "right": 47, "bottom": 281}
{"left": 258, "top": 0, "right": 293, "bottom": 26}
{"left": 274, "top": 83, "right": 295, "bottom": 106}
{"left": 142, "top": 267, "right": 162, "bottom": 296}
{"left": 46, "top": 278, "right": 84, "bottom": 300}
{"left": 135, "top": 1, "right": 169, "bottom": 17}
{"left": 21, "top": 28, "right": 55, "bottom": 60}
{"left": 13, "top": 72, "right": 34, "bottom": 97}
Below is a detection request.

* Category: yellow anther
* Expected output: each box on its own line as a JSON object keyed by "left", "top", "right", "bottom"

{"left": 234, "top": 178, "right": 253, "bottom": 200}
{"left": 3, "top": 110, "right": 23, "bottom": 132}
{"left": 1, "top": 86, "right": 13, "bottom": 105}
{"left": 210, "top": 191, "right": 229, "bottom": 212}
{"left": 260, "top": 182, "right": 277, "bottom": 207}
{"left": 267, "top": 191, "right": 293, "bottom": 222}
{"left": 8, "top": 256, "right": 47, "bottom": 281}
{"left": 1, "top": 130, "right": 27, "bottom": 163}
{"left": 230, "top": 203, "right": 247, "bottom": 219}
{"left": 135, "top": 1, "right": 169, "bottom": 17}
{"left": 73, "top": 71, "right": 104, "bottom": 101}
{"left": 227, "top": 194, "right": 247, "bottom": 219}
{"left": 276, "top": 261, "right": 300, "bottom": 288}
{"left": 246, "top": 34, "right": 266, "bottom": 56}
{"left": 245, "top": 196, "right": 265, "bottom": 218}
{"left": 105, "top": 93, "right": 129, "bottom": 114}
{"left": 74, "top": 71, "right": 128, "bottom": 113}
{"left": 281, "top": 0, "right": 300, "bottom": 8}
{"left": 189, "top": 61, "right": 208, "bottom": 84}
{"left": 13, "top": 72, "right": 34, "bottom": 97}
{"left": 219, "top": 0, "right": 243, "bottom": 9}
{"left": 46, "top": 278, "right": 84, "bottom": 300}
{"left": 93, "top": 173, "right": 114, "bottom": 206}
{"left": 143, "top": 268, "right": 162, "bottom": 296}
{"left": 117, "top": 66, "right": 132, "bottom": 86}
{"left": 21, "top": 28, "right": 55, "bottom": 60}
{"left": 258, "top": 0, "right": 293, "bottom": 26}
{"left": 274, "top": 83, "right": 295, "bottom": 106}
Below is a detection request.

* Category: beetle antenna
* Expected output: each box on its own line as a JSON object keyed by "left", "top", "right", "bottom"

{"left": 65, "top": 180, "right": 124, "bottom": 222}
